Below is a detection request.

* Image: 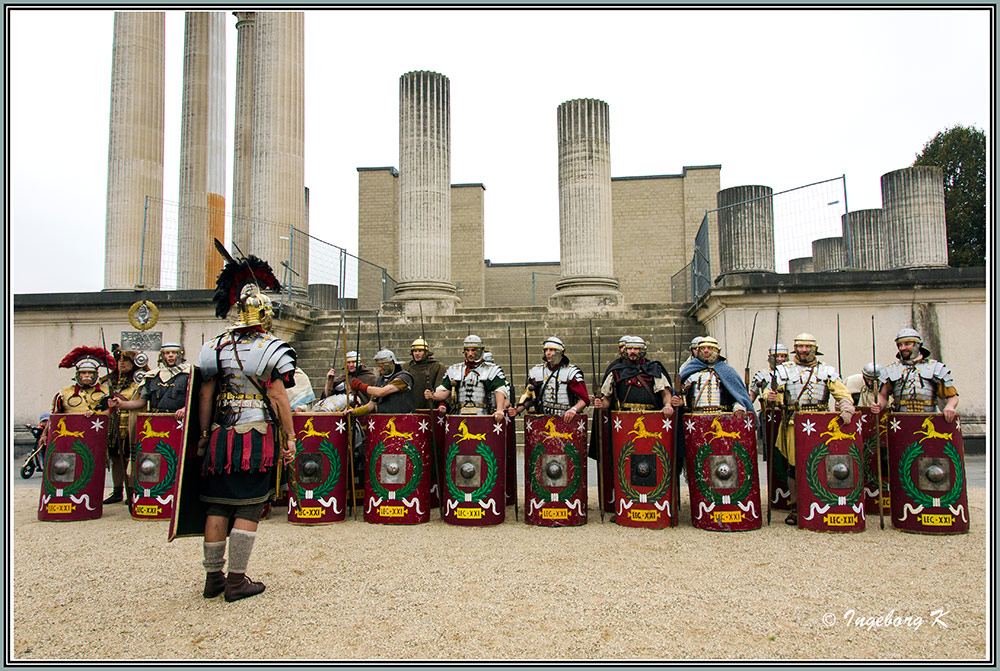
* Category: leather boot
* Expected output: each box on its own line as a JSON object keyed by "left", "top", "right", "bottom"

{"left": 224, "top": 573, "right": 266, "bottom": 602}
{"left": 203, "top": 571, "right": 226, "bottom": 598}
{"left": 102, "top": 487, "right": 123, "bottom": 504}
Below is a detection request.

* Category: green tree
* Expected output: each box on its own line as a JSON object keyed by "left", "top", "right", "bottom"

{"left": 912, "top": 124, "right": 986, "bottom": 267}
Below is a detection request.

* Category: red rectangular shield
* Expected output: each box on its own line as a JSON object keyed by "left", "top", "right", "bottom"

{"left": 683, "top": 412, "right": 761, "bottom": 531}
{"left": 523, "top": 413, "right": 588, "bottom": 527}
{"left": 287, "top": 413, "right": 350, "bottom": 525}
{"left": 887, "top": 412, "right": 968, "bottom": 534}
{"left": 131, "top": 413, "right": 188, "bottom": 520}
{"left": 363, "top": 413, "right": 433, "bottom": 524}
{"left": 443, "top": 416, "right": 507, "bottom": 526}
{"left": 611, "top": 411, "right": 677, "bottom": 529}
{"left": 794, "top": 411, "right": 865, "bottom": 533}
{"left": 415, "top": 409, "right": 442, "bottom": 509}
{"left": 38, "top": 413, "right": 108, "bottom": 521}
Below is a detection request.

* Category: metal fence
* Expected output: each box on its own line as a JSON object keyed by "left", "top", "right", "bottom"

{"left": 143, "top": 197, "right": 394, "bottom": 310}
{"left": 683, "top": 175, "right": 850, "bottom": 303}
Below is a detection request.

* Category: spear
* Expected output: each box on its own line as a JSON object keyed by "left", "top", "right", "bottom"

{"left": 872, "top": 314, "right": 884, "bottom": 530}
{"left": 767, "top": 310, "right": 780, "bottom": 526}
{"left": 342, "top": 320, "right": 357, "bottom": 519}
{"left": 506, "top": 323, "right": 518, "bottom": 522}
{"left": 589, "top": 319, "right": 604, "bottom": 523}
{"left": 671, "top": 323, "right": 681, "bottom": 527}
{"left": 745, "top": 311, "right": 758, "bottom": 391}
{"left": 375, "top": 310, "right": 382, "bottom": 350}
{"left": 837, "top": 313, "right": 842, "bottom": 375}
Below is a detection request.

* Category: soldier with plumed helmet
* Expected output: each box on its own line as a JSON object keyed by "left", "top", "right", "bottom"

{"left": 509, "top": 336, "right": 590, "bottom": 423}
{"left": 764, "top": 332, "right": 854, "bottom": 525}
{"left": 195, "top": 253, "right": 296, "bottom": 603}
{"left": 871, "top": 328, "right": 958, "bottom": 422}
{"left": 42, "top": 346, "right": 115, "bottom": 449}
{"left": 429, "top": 334, "right": 510, "bottom": 422}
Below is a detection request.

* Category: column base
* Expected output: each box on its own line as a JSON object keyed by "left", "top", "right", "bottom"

{"left": 384, "top": 280, "right": 460, "bottom": 315}
{"left": 549, "top": 276, "right": 623, "bottom": 312}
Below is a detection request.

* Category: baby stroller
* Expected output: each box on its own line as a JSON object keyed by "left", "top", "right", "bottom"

{"left": 20, "top": 413, "right": 49, "bottom": 479}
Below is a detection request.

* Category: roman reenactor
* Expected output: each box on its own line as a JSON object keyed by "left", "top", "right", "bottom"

{"left": 195, "top": 252, "right": 296, "bottom": 602}
{"left": 764, "top": 333, "right": 854, "bottom": 525}
{"left": 673, "top": 337, "right": 753, "bottom": 417}
{"left": 592, "top": 336, "right": 675, "bottom": 418}
{"left": 403, "top": 338, "right": 445, "bottom": 411}
{"left": 871, "top": 328, "right": 958, "bottom": 420}
{"left": 43, "top": 346, "right": 115, "bottom": 448}
{"left": 430, "top": 335, "right": 510, "bottom": 422}
{"left": 748, "top": 343, "right": 788, "bottom": 405}
{"left": 350, "top": 349, "right": 416, "bottom": 416}
{"left": 101, "top": 348, "right": 149, "bottom": 505}
{"left": 322, "top": 351, "right": 376, "bottom": 403}
{"left": 110, "top": 342, "right": 191, "bottom": 419}
{"left": 509, "top": 336, "right": 590, "bottom": 423}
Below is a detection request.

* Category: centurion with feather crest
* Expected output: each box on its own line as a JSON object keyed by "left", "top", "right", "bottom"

{"left": 179, "top": 240, "right": 298, "bottom": 602}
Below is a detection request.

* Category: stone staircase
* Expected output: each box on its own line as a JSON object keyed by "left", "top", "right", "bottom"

{"left": 292, "top": 304, "right": 705, "bottom": 396}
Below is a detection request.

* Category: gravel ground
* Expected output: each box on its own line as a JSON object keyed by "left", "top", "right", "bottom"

{"left": 11, "top": 483, "right": 988, "bottom": 662}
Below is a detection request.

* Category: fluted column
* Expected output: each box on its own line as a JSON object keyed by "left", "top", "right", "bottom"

{"left": 231, "top": 11, "right": 255, "bottom": 257}
{"left": 104, "top": 12, "right": 165, "bottom": 290}
{"left": 788, "top": 257, "right": 814, "bottom": 274}
{"left": 177, "top": 11, "right": 226, "bottom": 289}
{"left": 392, "top": 70, "right": 458, "bottom": 313}
{"left": 247, "top": 11, "right": 306, "bottom": 294}
{"left": 881, "top": 166, "right": 948, "bottom": 269}
{"left": 842, "top": 209, "right": 887, "bottom": 270}
{"left": 812, "top": 237, "right": 846, "bottom": 271}
{"left": 550, "top": 98, "right": 622, "bottom": 311}
{"left": 717, "top": 185, "right": 776, "bottom": 275}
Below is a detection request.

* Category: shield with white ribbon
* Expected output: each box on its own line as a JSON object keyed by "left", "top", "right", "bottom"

{"left": 524, "top": 413, "right": 588, "bottom": 527}
{"left": 443, "top": 415, "right": 507, "bottom": 526}
{"left": 364, "top": 413, "right": 433, "bottom": 525}
{"left": 794, "top": 411, "right": 866, "bottom": 533}
{"left": 887, "top": 412, "right": 968, "bottom": 535}
{"left": 287, "top": 413, "right": 349, "bottom": 525}
{"left": 38, "top": 413, "right": 108, "bottom": 522}
{"left": 131, "top": 412, "right": 189, "bottom": 521}
{"left": 611, "top": 411, "right": 676, "bottom": 529}
{"left": 684, "top": 411, "right": 761, "bottom": 532}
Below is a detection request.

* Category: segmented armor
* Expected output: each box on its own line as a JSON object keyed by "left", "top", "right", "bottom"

{"left": 526, "top": 362, "right": 585, "bottom": 415}
{"left": 774, "top": 362, "right": 841, "bottom": 409}
{"left": 441, "top": 360, "right": 509, "bottom": 414}
{"left": 879, "top": 359, "right": 955, "bottom": 412}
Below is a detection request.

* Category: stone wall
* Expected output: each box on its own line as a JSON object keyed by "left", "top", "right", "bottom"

{"left": 484, "top": 262, "right": 561, "bottom": 307}
{"left": 357, "top": 167, "right": 398, "bottom": 309}
{"left": 451, "top": 184, "right": 485, "bottom": 308}
{"left": 611, "top": 166, "right": 721, "bottom": 304}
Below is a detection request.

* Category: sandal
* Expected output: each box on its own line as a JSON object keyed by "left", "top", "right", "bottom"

{"left": 784, "top": 505, "right": 797, "bottom": 526}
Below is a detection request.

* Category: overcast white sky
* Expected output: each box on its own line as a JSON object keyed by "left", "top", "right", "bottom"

{"left": 8, "top": 7, "right": 992, "bottom": 294}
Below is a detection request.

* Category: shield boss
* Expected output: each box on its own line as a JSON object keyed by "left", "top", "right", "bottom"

{"left": 825, "top": 454, "right": 855, "bottom": 490}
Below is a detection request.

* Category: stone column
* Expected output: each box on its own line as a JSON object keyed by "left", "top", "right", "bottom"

{"left": 231, "top": 11, "right": 255, "bottom": 257}
{"left": 812, "top": 237, "right": 846, "bottom": 271}
{"left": 881, "top": 166, "right": 948, "bottom": 269}
{"left": 104, "top": 12, "right": 165, "bottom": 291}
{"left": 716, "top": 185, "right": 775, "bottom": 275}
{"left": 550, "top": 98, "right": 622, "bottom": 311}
{"left": 247, "top": 11, "right": 306, "bottom": 295}
{"left": 842, "top": 209, "right": 887, "bottom": 271}
{"left": 177, "top": 11, "right": 226, "bottom": 289}
{"left": 788, "top": 257, "right": 814, "bottom": 274}
{"left": 392, "top": 70, "right": 458, "bottom": 313}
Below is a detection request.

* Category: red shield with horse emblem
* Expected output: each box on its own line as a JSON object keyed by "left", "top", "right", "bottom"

{"left": 794, "top": 411, "right": 865, "bottom": 533}
{"left": 859, "top": 407, "right": 890, "bottom": 515}
{"left": 131, "top": 413, "right": 187, "bottom": 520}
{"left": 443, "top": 416, "right": 507, "bottom": 526}
{"left": 887, "top": 413, "right": 968, "bottom": 535}
{"left": 363, "top": 414, "right": 433, "bottom": 524}
{"left": 684, "top": 412, "right": 761, "bottom": 531}
{"left": 38, "top": 413, "right": 108, "bottom": 521}
{"left": 610, "top": 411, "right": 677, "bottom": 529}
{"left": 287, "top": 413, "right": 349, "bottom": 525}
{"left": 761, "top": 407, "right": 792, "bottom": 511}
{"left": 524, "top": 414, "right": 588, "bottom": 527}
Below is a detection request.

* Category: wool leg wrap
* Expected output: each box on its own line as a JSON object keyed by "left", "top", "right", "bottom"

{"left": 226, "top": 529, "right": 257, "bottom": 575}
{"left": 202, "top": 540, "right": 226, "bottom": 573}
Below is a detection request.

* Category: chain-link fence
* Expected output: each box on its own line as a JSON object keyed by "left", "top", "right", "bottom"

{"left": 143, "top": 197, "right": 394, "bottom": 310}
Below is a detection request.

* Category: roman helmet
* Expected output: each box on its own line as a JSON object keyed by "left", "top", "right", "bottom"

{"left": 542, "top": 336, "right": 565, "bottom": 366}
{"left": 697, "top": 336, "right": 722, "bottom": 363}
{"left": 158, "top": 342, "right": 185, "bottom": 366}
{"left": 768, "top": 343, "right": 789, "bottom": 367}
{"left": 463, "top": 334, "right": 485, "bottom": 361}
{"left": 894, "top": 327, "right": 930, "bottom": 359}
{"left": 793, "top": 333, "right": 823, "bottom": 361}
{"left": 59, "top": 346, "right": 115, "bottom": 387}
{"left": 345, "top": 351, "right": 362, "bottom": 364}
{"left": 373, "top": 349, "right": 399, "bottom": 377}
{"left": 410, "top": 337, "right": 432, "bottom": 358}
{"left": 690, "top": 336, "right": 704, "bottom": 353}
{"left": 210, "top": 243, "right": 281, "bottom": 331}
{"left": 617, "top": 335, "right": 630, "bottom": 353}
{"left": 624, "top": 336, "right": 647, "bottom": 359}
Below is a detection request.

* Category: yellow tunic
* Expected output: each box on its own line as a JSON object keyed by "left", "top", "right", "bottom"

{"left": 54, "top": 383, "right": 109, "bottom": 414}
{"left": 775, "top": 363, "right": 853, "bottom": 467}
